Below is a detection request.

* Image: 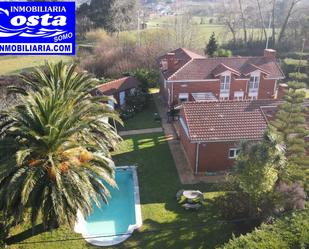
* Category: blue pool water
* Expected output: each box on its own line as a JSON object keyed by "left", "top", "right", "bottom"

{"left": 83, "top": 168, "right": 136, "bottom": 237}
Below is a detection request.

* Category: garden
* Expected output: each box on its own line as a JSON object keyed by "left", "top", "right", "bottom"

{"left": 6, "top": 133, "right": 235, "bottom": 249}
{"left": 6, "top": 131, "right": 308, "bottom": 249}
{"left": 117, "top": 96, "right": 161, "bottom": 131}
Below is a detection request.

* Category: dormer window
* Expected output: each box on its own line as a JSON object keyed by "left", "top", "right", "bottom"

{"left": 220, "top": 74, "right": 230, "bottom": 100}
{"left": 220, "top": 75, "right": 231, "bottom": 92}
{"left": 248, "top": 72, "right": 260, "bottom": 99}
{"left": 249, "top": 76, "right": 259, "bottom": 90}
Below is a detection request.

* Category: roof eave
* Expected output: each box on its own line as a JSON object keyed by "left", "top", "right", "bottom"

{"left": 189, "top": 137, "right": 264, "bottom": 143}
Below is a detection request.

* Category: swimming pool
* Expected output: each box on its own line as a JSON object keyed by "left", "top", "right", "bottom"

{"left": 74, "top": 166, "right": 142, "bottom": 246}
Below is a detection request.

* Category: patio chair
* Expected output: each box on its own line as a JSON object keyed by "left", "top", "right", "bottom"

{"left": 196, "top": 191, "right": 204, "bottom": 201}
{"left": 183, "top": 203, "right": 202, "bottom": 211}
{"left": 176, "top": 189, "right": 184, "bottom": 201}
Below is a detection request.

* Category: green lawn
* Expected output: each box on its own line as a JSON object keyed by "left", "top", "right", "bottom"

{"left": 0, "top": 56, "right": 73, "bottom": 75}
{"left": 117, "top": 98, "right": 161, "bottom": 131}
{"left": 8, "top": 133, "right": 234, "bottom": 249}
{"left": 145, "top": 15, "right": 267, "bottom": 49}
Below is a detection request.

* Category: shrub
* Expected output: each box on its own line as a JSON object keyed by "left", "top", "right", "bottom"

{"left": 214, "top": 49, "right": 233, "bottom": 57}
{"left": 275, "top": 182, "right": 307, "bottom": 211}
{"left": 125, "top": 69, "right": 159, "bottom": 89}
{"left": 221, "top": 39, "right": 267, "bottom": 56}
{"left": 79, "top": 42, "right": 162, "bottom": 78}
{"left": 119, "top": 106, "right": 135, "bottom": 120}
{"left": 215, "top": 191, "right": 251, "bottom": 220}
{"left": 280, "top": 52, "right": 309, "bottom": 60}
{"left": 289, "top": 72, "right": 308, "bottom": 83}
{"left": 219, "top": 208, "right": 309, "bottom": 249}
{"left": 125, "top": 88, "right": 149, "bottom": 113}
{"left": 85, "top": 29, "right": 112, "bottom": 44}
{"left": 283, "top": 58, "right": 308, "bottom": 74}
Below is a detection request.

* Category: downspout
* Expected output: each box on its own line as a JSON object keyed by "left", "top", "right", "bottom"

{"left": 195, "top": 143, "right": 200, "bottom": 175}
{"left": 274, "top": 79, "right": 278, "bottom": 99}
{"left": 171, "top": 81, "right": 174, "bottom": 105}
{"left": 245, "top": 79, "right": 248, "bottom": 99}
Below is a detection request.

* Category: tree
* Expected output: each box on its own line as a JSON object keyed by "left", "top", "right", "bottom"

{"left": 78, "top": 0, "right": 137, "bottom": 34}
{"left": 256, "top": 0, "right": 268, "bottom": 41}
{"left": 270, "top": 81, "right": 309, "bottom": 181}
{"left": 86, "top": 0, "right": 115, "bottom": 31}
{"left": 238, "top": 0, "right": 248, "bottom": 45}
{"left": 220, "top": 0, "right": 239, "bottom": 44}
{"left": 0, "top": 62, "right": 122, "bottom": 231}
{"left": 205, "top": 32, "right": 218, "bottom": 57}
{"left": 76, "top": 3, "right": 93, "bottom": 40}
{"left": 110, "top": 0, "right": 137, "bottom": 34}
{"left": 277, "top": 0, "right": 302, "bottom": 46}
{"left": 234, "top": 132, "right": 285, "bottom": 202}
{"left": 232, "top": 132, "right": 286, "bottom": 219}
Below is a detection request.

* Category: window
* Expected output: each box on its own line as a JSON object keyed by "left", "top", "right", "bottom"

{"left": 119, "top": 91, "right": 125, "bottom": 106}
{"left": 220, "top": 75, "right": 230, "bottom": 92}
{"left": 130, "top": 88, "right": 136, "bottom": 95}
{"left": 229, "top": 148, "right": 240, "bottom": 159}
{"left": 249, "top": 76, "right": 259, "bottom": 91}
{"left": 178, "top": 93, "right": 189, "bottom": 103}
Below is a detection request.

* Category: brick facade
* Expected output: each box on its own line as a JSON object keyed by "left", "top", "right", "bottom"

{"left": 160, "top": 74, "right": 277, "bottom": 104}
{"left": 179, "top": 120, "right": 197, "bottom": 171}
{"left": 179, "top": 118, "right": 241, "bottom": 173}
{"left": 197, "top": 141, "right": 239, "bottom": 172}
{"left": 179, "top": 108, "right": 239, "bottom": 173}
{"left": 158, "top": 48, "right": 284, "bottom": 105}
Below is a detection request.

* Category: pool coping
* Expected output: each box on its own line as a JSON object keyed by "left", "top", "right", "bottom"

{"left": 74, "top": 165, "right": 142, "bottom": 247}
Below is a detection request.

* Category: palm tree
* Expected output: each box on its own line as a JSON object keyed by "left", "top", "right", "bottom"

{"left": 0, "top": 62, "right": 122, "bottom": 230}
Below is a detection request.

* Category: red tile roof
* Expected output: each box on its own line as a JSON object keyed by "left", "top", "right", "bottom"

{"left": 170, "top": 57, "right": 284, "bottom": 80}
{"left": 159, "top": 48, "right": 205, "bottom": 80}
{"left": 96, "top": 76, "right": 140, "bottom": 95}
{"left": 159, "top": 48, "right": 285, "bottom": 81}
{"left": 212, "top": 63, "right": 241, "bottom": 77}
{"left": 181, "top": 100, "right": 309, "bottom": 142}
{"left": 181, "top": 100, "right": 272, "bottom": 142}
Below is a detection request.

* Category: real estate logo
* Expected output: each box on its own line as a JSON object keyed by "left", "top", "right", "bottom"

{"left": 0, "top": 1, "right": 75, "bottom": 55}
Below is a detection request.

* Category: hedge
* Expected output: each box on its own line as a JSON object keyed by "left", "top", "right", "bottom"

{"left": 219, "top": 208, "right": 309, "bottom": 249}
{"left": 280, "top": 52, "right": 309, "bottom": 60}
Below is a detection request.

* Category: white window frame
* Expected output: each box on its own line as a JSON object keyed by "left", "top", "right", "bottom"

{"left": 220, "top": 72, "right": 231, "bottom": 99}
{"left": 178, "top": 93, "right": 189, "bottom": 103}
{"left": 119, "top": 91, "right": 125, "bottom": 106}
{"left": 229, "top": 148, "right": 240, "bottom": 159}
{"left": 248, "top": 71, "right": 260, "bottom": 99}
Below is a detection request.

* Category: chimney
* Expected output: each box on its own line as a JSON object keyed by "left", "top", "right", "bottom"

{"left": 167, "top": 52, "right": 176, "bottom": 71}
{"left": 277, "top": 83, "right": 288, "bottom": 100}
{"left": 264, "top": 49, "right": 277, "bottom": 60}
